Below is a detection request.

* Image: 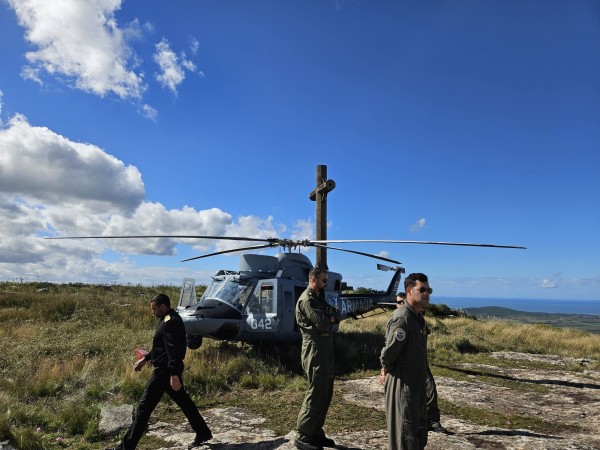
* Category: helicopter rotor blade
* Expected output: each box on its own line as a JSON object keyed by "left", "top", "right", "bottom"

{"left": 45, "top": 235, "right": 275, "bottom": 243}
{"left": 311, "top": 243, "right": 401, "bottom": 265}
{"left": 311, "top": 239, "right": 526, "bottom": 250}
{"left": 181, "top": 243, "right": 276, "bottom": 262}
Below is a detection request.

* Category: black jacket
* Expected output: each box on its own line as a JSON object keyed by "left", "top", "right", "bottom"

{"left": 145, "top": 308, "right": 187, "bottom": 375}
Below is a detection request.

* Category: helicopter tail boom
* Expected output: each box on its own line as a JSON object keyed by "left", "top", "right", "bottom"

{"left": 331, "top": 264, "right": 405, "bottom": 320}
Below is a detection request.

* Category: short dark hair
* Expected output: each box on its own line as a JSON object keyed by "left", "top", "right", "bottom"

{"left": 404, "top": 273, "right": 428, "bottom": 292}
{"left": 396, "top": 292, "right": 406, "bottom": 300}
{"left": 309, "top": 266, "right": 328, "bottom": 280}
{"left": 151, "top": 293, "right": 171, "bottom": 308}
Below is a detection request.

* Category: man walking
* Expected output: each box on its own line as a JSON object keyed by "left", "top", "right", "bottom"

{"left": 380, "top": 273, "right": 431, "bottom": 450}
{"left": 106, "top": 294, "right": 212, "bottom": 450}
{"left": 295, "top": 267, "right": 339, "bottom": 450}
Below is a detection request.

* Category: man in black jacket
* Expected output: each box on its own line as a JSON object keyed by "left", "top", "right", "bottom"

{"left": 106, "top": 294, "right": 211, "bottom": 450}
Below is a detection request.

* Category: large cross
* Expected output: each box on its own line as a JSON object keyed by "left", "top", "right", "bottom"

{"left": 309, "top": 165, "right": 336, "bottom": 270}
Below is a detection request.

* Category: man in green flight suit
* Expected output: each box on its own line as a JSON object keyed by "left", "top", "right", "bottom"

{"left": 295, "top": 267, "right": 340, "bottom": 450}
{"left": 380, "top": 273, "right": 432, "bottom": 450}
{"left": 383, "top": 292, "right": 449, "bottom": 435}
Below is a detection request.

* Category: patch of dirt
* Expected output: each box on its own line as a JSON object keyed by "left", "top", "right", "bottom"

{"left": 129, "top": 352, "right": 600, "bottom": 449}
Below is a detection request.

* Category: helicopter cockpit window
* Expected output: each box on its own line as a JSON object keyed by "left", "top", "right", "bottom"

{"left": 201, "top": 277, "right": 256, "bottom": 310}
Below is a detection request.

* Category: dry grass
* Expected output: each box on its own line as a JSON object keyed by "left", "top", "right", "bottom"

{"left": 1, "top": 282, "right": 599, "bottom": 449}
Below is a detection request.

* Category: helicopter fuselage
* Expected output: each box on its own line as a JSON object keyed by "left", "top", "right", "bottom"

{"left": 177, "top": 252, "right": 403, "bottom": 348}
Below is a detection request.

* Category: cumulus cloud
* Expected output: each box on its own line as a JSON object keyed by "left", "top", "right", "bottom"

{"left": 290, "top": 219, "right": 315, "bottom": 241}
{"left": 0, "top": 112, "right": 287, "bottom": 283}
{"left": 410, "top": 218, "right": 426, "bottom": 232}
{"left": 7, "top": 0, "right": 146, "bottom": 99}
{"left": 153, "top": 38, "right": 198, "bottom": 94}
{"left": 0, "top": 114, "right": 145, "bottom": 212}
{"left": 542, "top": 278, "right": 558, "bottom": 288}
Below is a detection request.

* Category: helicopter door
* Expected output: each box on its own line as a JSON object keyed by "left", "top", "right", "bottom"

{"left": 245, "top": 281, "right": 279, "bottom": 332}
{"left": 178, "top": 278, "right": 197, "bottom": 308}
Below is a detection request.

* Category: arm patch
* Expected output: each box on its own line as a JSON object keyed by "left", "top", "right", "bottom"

{"left": 395, "top": 329, "right": 406, "bottom": 342}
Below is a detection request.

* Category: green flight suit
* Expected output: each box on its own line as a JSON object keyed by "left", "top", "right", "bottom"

{"left": 380, "top": 304, "right": 428, "bottom": 450}
{"left": 295, "top": 287, "right": 335, "bottom": 440}
{"left": 425, "top": 364, "right": 441, "bottom": 425}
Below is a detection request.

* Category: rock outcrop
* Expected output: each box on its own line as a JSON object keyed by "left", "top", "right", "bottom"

{"left": 103, "top": 352, "right": 600, "bottom": 449}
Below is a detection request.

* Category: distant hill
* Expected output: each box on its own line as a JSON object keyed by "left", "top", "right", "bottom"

{"left": 463, "top": 306, "right": 600, "bottom": 334}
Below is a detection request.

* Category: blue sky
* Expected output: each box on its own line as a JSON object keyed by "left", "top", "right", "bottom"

{"left": 0, "top": 0, "right": 599, "bottom": 301}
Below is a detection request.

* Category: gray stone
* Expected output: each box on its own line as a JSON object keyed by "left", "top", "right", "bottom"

{"left": 99, "top": 404, "right": 134, "bottom": 437}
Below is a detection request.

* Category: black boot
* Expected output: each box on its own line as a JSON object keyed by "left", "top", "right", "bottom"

{"left": 188, "top": 431, "right": 212, "bottom": 449}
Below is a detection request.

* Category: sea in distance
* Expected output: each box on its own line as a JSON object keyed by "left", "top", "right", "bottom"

{"left": 434, "top": 296, "right": 600, "bottom": 316}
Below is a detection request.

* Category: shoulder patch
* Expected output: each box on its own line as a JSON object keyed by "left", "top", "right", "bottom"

{"left": 164, "top": 315, "right": 171, "bottom": 322}
{"left": 395, "top": 329, "right": 406, "bottom": 342}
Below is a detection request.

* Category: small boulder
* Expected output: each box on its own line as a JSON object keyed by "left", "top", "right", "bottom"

{"left": 99, "top": 405, "right": 134, "bottom": 437}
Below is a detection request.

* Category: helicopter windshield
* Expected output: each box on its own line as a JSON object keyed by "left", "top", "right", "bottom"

{"left": 201, "top": 277, "right": 256, "bottom": 310}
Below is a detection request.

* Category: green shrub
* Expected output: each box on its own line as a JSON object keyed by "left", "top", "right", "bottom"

{"left": 222, "top": 355, "right": 257, "bottom": 383}
{"left": 238, "top": 373, "right": 260, "bottom": 389}
{"left": 454, "top": 338, "right": 482, "bottom": 354}
{"left": 10, "top": 426, "right": 45, "bottom": 450}
{"left": 0, "top": 413, "right": 13, "bottom": 442}
{"left": 83, "top": 411, "right": 102, "bottom": 442}
{"left": 428, "top": 318, "right": 449, "bottom": 335}
{"left": 56, "top": 402, "right": 97, "bottom": 435}
{"left": 119, "top": 378, "right": 146, "bottom": 403}
{"left": 85, "top": 383, "right": 112, "bottom": 402}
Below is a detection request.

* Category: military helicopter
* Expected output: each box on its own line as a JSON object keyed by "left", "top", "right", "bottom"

{"left": 47, "top": 166, "right": 526, "bottom": 349}
{"left": 48, "top": 233, "right": 523, "bottom": 349}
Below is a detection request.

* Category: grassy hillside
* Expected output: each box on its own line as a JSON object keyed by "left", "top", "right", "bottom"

{"left": 463, "top": 306, "right": 600, "bottom": 333}
{"left": 1, "top": 282, "right": 599, "bottom": 449}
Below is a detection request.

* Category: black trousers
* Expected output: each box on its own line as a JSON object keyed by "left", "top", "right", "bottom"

{"left": 120, "top": 370, "right": 211, "bottom": 450}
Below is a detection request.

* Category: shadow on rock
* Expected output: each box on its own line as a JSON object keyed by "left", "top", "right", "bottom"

{"left": 469, "top": 429, "right": 564, "bottom": 440}
{"left": 206, "top": 438, "right": 288, "bottom": 449}
{"left": 437, "top": 364, "right": 600, "bottom": 390}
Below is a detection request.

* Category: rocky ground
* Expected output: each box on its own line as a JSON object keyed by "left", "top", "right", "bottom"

{"left": 104, "top": 352, "right": 600, "bottom": 450}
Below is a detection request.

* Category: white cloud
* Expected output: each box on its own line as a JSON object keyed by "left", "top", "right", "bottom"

{"left": 189, "top": 37, "right": 200, "bottom": 55}
{"left": 140, "top": 104, "right": 158, "bottom": 121}
{"left": 542, "top": 278, "right": 558, "bottom": 288}
{"left": 20, "top": 66, "right": 43, "bottom": 84}
{"left": 410, "top": 218, "right": 426, "bottom": 232}
{"left": 7, "top": 0, "right": 145, "bottom": 99}
{"left": 290, "top": 219, "right": 315, "bottom": 241}
{"left": 0, "top": 111, "right": 287, "bottom": 283}
{"left": 377, "top": 250, "right": 391, "bottom": 259}
{"left": 153, "top": 38, "right": 198, "bottom": 95}
{"left": 0, "top": 114, "right": 145, "bottom": 212}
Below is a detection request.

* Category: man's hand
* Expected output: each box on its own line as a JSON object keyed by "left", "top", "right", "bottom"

{"left": 133, "top": 357, "right": 147, "bottom": 372}
{"left": 170, "top": 375, "right": 182, "bottom": 391}
{"left": 379, "top": 367, "right": 387, "bottom": 385}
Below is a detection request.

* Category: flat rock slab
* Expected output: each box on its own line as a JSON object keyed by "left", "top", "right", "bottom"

{"left": 109, "top": 352, "right": 600, "bottom": 450}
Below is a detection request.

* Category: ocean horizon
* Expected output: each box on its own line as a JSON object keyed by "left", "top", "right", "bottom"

{"left": 434, "top": 296, "right": 600, "bottom": 316}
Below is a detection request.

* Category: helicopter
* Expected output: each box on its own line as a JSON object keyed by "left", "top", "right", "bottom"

{"left": 176, "top": 245, "right": 404, "bottom": 349}
{"left": 46, "top": 234, "right": 525, "bottom": 350}
{"left": 46, "top": 166, "right": 526, "bottom": 349}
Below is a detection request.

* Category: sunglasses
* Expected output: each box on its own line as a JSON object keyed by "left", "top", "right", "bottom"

{"left": 414, "top": 286, "right": 433, "bottom": 295}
